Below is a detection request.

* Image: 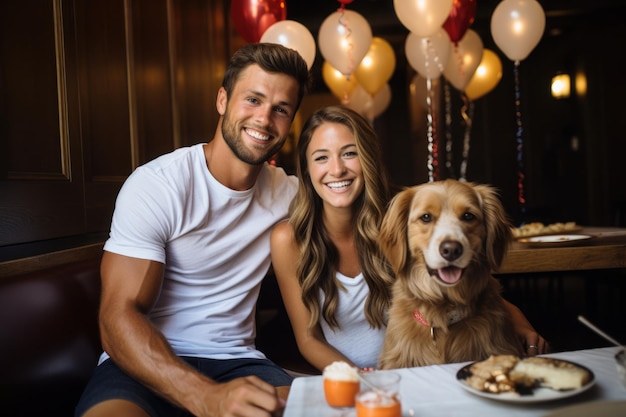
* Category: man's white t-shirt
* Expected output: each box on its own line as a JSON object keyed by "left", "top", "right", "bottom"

{"left": 319, "top": 272, "right": 387, "bottom": 369}
{"left": 99, "top": 143, "right": 298, "bottom": 364}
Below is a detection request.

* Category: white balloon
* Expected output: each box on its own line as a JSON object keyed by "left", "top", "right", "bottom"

{"left": 490, "top": 0, "right": 546, "bottom": 62}
{"left": 318, "top": 10, "right": 372, "bottom": 76}
{"left": 443, "top": 29, "right": 483, "bottom": 91}
{"left": 405, "top": 28, "right": 452, "bottom": 80}
{"left": 393, "top": 0, "right": 454, "bottom": 37}
{"left": 261, "top": 20, "right": 317, "bottom": 69}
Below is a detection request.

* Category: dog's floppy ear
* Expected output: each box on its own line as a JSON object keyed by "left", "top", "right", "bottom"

{"left": 379, "top": 187, "right": 416, "bottom": 275}
{"left": 473, "top": 184, "right": 513, "bottom": 269}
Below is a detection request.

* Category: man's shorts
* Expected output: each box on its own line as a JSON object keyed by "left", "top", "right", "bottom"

{"left": 74, "top": 357, "right": 294, "bottom": 417}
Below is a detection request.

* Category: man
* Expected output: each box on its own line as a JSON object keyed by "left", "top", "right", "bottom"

{"left": 75, "top": 43, "right": 311, "bottom": 417}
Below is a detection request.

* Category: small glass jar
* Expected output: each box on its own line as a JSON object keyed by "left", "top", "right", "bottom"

{"left": 616, "top": 349, "right": 626, "bottom": 389}
{"left": 355, "top": 372, "right": 401, "bottom": 417}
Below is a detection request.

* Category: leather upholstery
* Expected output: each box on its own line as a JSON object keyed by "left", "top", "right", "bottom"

{"left": 0, "top": 259, "right": 102, "bottom": 416}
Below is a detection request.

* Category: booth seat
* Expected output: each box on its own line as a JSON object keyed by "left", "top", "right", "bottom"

{"left": 0, "top": 252, "right": 317, "bottom": 416}
{"left": 0, "top": 258, "right": 102, "bottom": 417}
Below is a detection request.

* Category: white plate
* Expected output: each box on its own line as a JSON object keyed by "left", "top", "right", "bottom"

{"left": 518, "top": 234, "right": 592, "bottom": 247}
{"left": 456, "top": 359, "right": 595, "bottom": 403}
{"left": 544, "top": 400, "right": 626, "bottom": 417}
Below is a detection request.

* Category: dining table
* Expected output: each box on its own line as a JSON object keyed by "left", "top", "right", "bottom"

{"left": 497, "top": 226, "right": 626, "bottom": 274}
{"left": 283, "top": 346, "right": 626, "bottom": 417}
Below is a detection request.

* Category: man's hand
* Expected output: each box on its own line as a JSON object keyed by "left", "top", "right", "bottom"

{"left": 191, "top": 376, "right": 286, "bottom": 417}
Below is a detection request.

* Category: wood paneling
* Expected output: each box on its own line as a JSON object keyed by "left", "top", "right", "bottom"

{"left": 1, "top": 1, "right": 67, "bottom": 180}
{"left": 170, "top": 0, "right": 227, "bottom": 146}
{"left": 0, "top": 0, "right": 228, "bottom": 250}
{"left": 0, "top": 0, "right": 85, "bottom": 245}
{"left": 75, "top": 0, "right": 132, "bottom": 179}
{"left": 130, "top": 0, "right": 176, "bottom": 163}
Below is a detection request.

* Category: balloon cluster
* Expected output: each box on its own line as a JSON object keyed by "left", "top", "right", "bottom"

{"left": 231, "top": 0, "right": 317, "bottom": 69}
{"left": 230, "top": 0, "right": 395, "bottom": 120}
{"left": 396, "top": 0, "right": 545, "bottom": 182}
{"left": 401, "top": 0, "right": 545, "bottom": 102}
{"left": 318, "top": 2, "right": 395, "bottom": 120}
{"left": 229, "top": 0, "right": 547, "bottom": 178}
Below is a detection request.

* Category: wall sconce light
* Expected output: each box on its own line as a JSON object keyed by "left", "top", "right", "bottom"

{"left": 551, "top": 73, "right": 571, "bottom": 99}
{"left": 575, "top": 71, "right": 587, "bottom": 97}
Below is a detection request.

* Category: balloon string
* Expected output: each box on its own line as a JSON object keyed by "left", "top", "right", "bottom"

{"left": 422, "top": 40, "right": 432, "bottom": 78}
{"left": 337, "top": 0, "right": 353, "bottom": 10}
{"left": 444, "top": 81, "right": 455, "bottom": 179}
{"left": 421, "top": 41, "right": 439, "bottom": 181}
{"left": 426, "top": 77, "right": 435, "bottom": 182}
{"left": 454, "top": 44, "right": 465, "bottom": 83}
{"left": 428, "top": 39, "right": 445, "bottom": 75}
{"left": 459, "top": 93, "right": 473, "bottom": 182}
{"left": 342, "top": 83, "right": 350, "bottom": 105}
{"left": 422, "top": 39, "right": 445, "bottom": 77}
{"left": 431, "top": 79, "right": 439, "bottom": 181}
{"left": 338, "top": 8, "right": 355, "bottom": 76}
{"left": 514, "top": 60, "right": 526, "bottom": 217}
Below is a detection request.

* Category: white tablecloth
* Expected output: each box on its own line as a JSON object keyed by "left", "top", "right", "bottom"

{"left": 284, "top": 347, "right": 626, "bottom": 417}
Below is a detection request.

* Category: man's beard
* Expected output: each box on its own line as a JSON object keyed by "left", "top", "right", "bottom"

{"left": 221, "top": 109, "right": 286, "bottom": 166}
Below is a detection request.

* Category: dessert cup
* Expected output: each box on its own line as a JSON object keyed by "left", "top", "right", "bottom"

{"left": 355, "top": 372, "right": 401, "bottom": 417}
{"left": 323, "top": 361, "right": 360, "bottom": 407}
{"left": 616, "top": 349, "right": 626, "bottom": 389}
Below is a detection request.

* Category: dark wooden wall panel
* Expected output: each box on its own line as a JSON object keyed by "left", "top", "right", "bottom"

{"left": 0, "top": 0, "right": 85, "bottom": 246}
{"left": 75, "top": 0, "right": 132, "bottom": 179}
{"left": 73, "top": 0, "right": 132, "bottom": 235}
{"left": 0, "top": 182, "right": 85, "bottom": 243}
{"left": 131, "top": 0, "right": 176, "bottom": 163}
{"left": 2, "top": 1, "right": 64, "bottom": 178}
{"left": 172, "top": 0, "right": 226, "bottom": 146}
{"left": 1, "top": 0, "right": 229, "bottom": 250}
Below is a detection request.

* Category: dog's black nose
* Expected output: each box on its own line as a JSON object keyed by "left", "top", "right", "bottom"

{"left": 440, "top": 240, "right": 463, "bottom": 261}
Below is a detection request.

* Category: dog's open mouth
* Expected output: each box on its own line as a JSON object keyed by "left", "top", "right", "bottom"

{"left": 429, "top": 266, "right": 464, "bottom": 284}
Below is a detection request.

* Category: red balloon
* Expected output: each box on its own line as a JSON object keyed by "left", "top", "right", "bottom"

{"left": 231, "top": 0, "right": 287, "bottom": 43}
{"left": 442, "top": 0, "right": 477, "bottom": 45}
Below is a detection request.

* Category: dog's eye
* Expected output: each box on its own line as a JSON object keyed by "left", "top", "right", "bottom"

{"left": 462, "top": 212, "right": 476, "bottom": 221}
{"left": 420, "top": 213, "right": 432, "bottom": 223}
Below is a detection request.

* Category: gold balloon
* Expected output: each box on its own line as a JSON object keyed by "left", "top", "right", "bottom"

{"left": 464, "top": 49, "right": 503, "bottom": 101}
{"left": 322, "top": 61, "right": 359, "bottom": 102}
{"left": 354, "top": 37, "right": 396, "bottom": 96}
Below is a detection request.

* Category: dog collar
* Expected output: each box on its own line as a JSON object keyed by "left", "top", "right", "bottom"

{"left": 412, "top": 309, "right": 466, "bottom": 327}
{"left": 413, "top": 309, "right": 467, "bottom": 340}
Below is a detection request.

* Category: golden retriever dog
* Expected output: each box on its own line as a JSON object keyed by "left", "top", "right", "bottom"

{"left": 378, "top": 179, "right": 523, "bottom": 369}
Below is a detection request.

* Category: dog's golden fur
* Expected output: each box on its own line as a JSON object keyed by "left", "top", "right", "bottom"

{"left": 378, "top": 179, "right": 523, "bottom": 369}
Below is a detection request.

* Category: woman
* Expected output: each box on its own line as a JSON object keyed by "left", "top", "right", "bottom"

{"left": 271, "top": 105, "right": 548, "bottom": 372}
{"left": 271, "top": 105, "right": 393, "bottom": 371}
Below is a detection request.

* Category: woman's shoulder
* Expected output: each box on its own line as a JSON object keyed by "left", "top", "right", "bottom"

{"left": 270, "top": 220, "right": 296, "bottom": 245}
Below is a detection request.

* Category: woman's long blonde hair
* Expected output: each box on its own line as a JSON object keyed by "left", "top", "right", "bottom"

{"left": 289, "top": 105, "right": 394, "bottom": 329}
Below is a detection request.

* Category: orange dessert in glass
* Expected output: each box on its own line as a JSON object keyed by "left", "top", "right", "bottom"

{"left": 355, "top": 390, "right": 401, "bottom": 417}
{"left": 323, "top": 361, "right": 360, "bottom": 407}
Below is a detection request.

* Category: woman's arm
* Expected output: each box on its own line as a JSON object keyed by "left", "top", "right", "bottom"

{"left": 271, "top": 222, "right": 353, "bottom": 371}
{"left": 503, "top": 298, "right": 550, "bottom": 355}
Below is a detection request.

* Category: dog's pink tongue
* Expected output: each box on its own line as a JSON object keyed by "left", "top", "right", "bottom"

{"left": 438, "top": 267, "right": 462, "bottom": 284}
